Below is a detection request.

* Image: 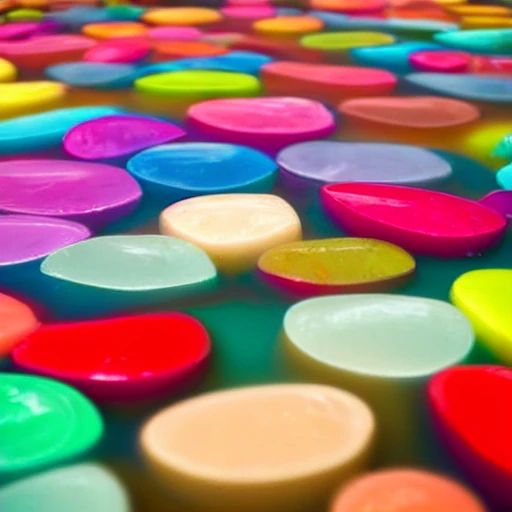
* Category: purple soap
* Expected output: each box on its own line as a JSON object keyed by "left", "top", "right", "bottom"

{"left": 0, "top": 214, "right": 91, "bottom": 267}
{"left": 0, "top": 159, "right": 142, "bottom": 229}
{"left": 63, "top": 115, "right": 186, "bottom": 160}
{"left": 479, "top": 190, "right": 512, "bottom": 220}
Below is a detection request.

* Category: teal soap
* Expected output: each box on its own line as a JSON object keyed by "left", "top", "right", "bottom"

{"left": 435, "top": 29, "right": 512, "bottom": 56}
{"left": 497, "top": 163, "right": 512, "bottom": 190}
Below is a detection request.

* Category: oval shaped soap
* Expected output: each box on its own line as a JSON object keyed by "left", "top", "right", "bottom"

{"left": 479, "top": 191, "right": 512, "bottom": 219}
{"left": 285, "top": 295, "right": 473, "bottom": 379}
{"left": 429, "top": 366, "right": 512, "bottom": 507}
{"left": 434, "top": 28, "right": 512, "bottom": 55}
{"left": 0, "top": 106, "right": 122, "bottom": 154}
{"left": 141, "top": 384, "right": 374, "bottom": 512}
{"left": 338, "top": 96, "right": 480, "bottom": 129}
{"left": 135, "top": 70, "right": 261, "bottom": 98}
{"left": 0, "top": 58, "right": 16, "bottom": 82}
{"left": 450, "top": 269, "right": 512, "bottom": 364}
{"left": 64, "top": 115, "right": 185, "bottom": 160}
{"left": 258, "top": 238, "right": 415, "bottom": 295}
{"left": 409, "top": 50, "right": 471, "bottom": 73}
{"left": 331, "top": 469, "right": 487, "bottom": 512}
{"left": 45, "top": 62, "right": 137, "bottom": 89}
{"left": 0, "top": 81, "right": 65, "bottom": 117}
{"left": 0, "top": 464, "right": 130, "bottom": 512}
{"left": 187, "top": 97, "right": 335, "bottom": 152}
{"left": 405, "top": 73, "right": 512, "bottom": 103}
{"left": 0, "top": 292, "right": 39, "bottom": 358}
{"left": 301, "top": 31, "right": 395, "bottom": 50}
{"left": 83, "top": 39, "right": 149, "bottom": 64}
{"left": 0, "top": 373, "right": 103, "bottom": 476}
{"left": 321, "top": 183, "right": 506, "bottom": 257}
{"left": 13, "top": 313, "right": 211, "bottom": 402}
{"left": 0, "top": 160, "right": 142, "bottom": 229}
{"left": 127, "top": 142, "right": 276, "bottom": 198}
{"left": 160, "top": 194, "right": 302, "bottom": 274}
{"left": 82, "top": 21, "right": 148, "bottom": 40}
{"left": 142, "top": 7, "right": 222, "bottom": 26}
{"left": 253, "top": 15, "right": 324, "bottom": 35}
{"left": 0, "top": 214, "right": 91, "bottom": 268}
{"left": 277, "top": 141, "right": 452, "bottom": 185}
{"left": 41, "top": 235, "right": 217, "bottom": 293}
{"left": 497, "top": 163, "right": 512, "bottom": 190}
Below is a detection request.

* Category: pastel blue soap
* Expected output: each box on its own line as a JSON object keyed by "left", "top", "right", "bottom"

{"left": 46, "top": 6, "right": 110, "bottom": 29}
{"left": 406, "top": 73, "right": 512, "bottom": 103}
{"left": 350, "top": 41, "right": 442, "bottom": 73}
{"left": 127, "top": 142, "right": 277, "bottom": 199}
{"left": 45, "top": 62, "right": 137, "bottom": 89}
{"left": 435, "top": 29, "right": 512, "bottom": 56}
{"left": 0, "top": 106, "right": 122, "bottom": 154}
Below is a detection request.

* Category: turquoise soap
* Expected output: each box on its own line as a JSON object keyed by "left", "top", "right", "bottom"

{"left": 494, "top": 133, "right": 512, "bottom": 161}
{"left": 45, "top": 62, "right": 137, "bottom": 89}
{"left": 497, "top": 163, "right": 512, "bottom": 190}
{"left": 350, "top": 42, "right": 442, "bottom": 73}
{"left": 127, "top": 142, "right": 277, "bottom": 199}
{"left": 0, "top": 106, "right": 122, "bottom": 154}
{"left": 139, "top": 51, "right": 274, "bottom": 78}
{"left": 435, "top": 29, "right": 512, "bottom": 56}
{"left": 406, "top": 73, "right": 512, "bottom": 103}
{"left": 106, "top": 5, "right": 146, "bottom": 21}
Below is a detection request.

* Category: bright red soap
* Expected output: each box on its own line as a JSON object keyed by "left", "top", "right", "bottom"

{"left": 409, "top": 50, "right": 471, "bottom": 73}
{"left": 13, "top": 313, "right": 211, "bottom": 403}
{"left": 321, "top": 183, "right": 507, "bottom": 257}
{"left": 429, "top": 366, "right": 512, "bottom": 507}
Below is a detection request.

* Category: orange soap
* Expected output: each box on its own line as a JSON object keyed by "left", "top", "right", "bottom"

{"left": 142, "top": 7, "right": 222, "bottom": 26}
{"left": 151, "top": 40, "right": 229, "bottom": 60}
{"left": 82, "top": 22, "right": 148, "bottom": 40}
{"left": 253, "top": 16, "right": 324, "bottom": 37}
{"left": 0, "top": 292, "right": 40, "bottom": 357}
{"left": 331, "top": 469, "right": 487, "bottom": 512}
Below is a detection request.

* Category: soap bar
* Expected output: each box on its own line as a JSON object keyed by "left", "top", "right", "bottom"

{"left": 409, "top": 50, "right": 471, "bottom": 72}
{"left": 0, "top": 373, "right": 103, "bottom": 477}
{"left": 187, "top": 97, "right": 336, "bottom": 152}
{"left": 141, "top": 7, "right": 222, "bottom": 26}
{"left": 479, "top": 191, "right": 512, "bottom": 219}
{"left": 0, "top": 292, "right": 39, "bottom": 358}
{"left": 497, "top": 162, "right": 512, "bottom": 189}
{"left": 321, "top": 183, "right": 507, "bottom": 257}
{"left": 127, "top": 142, "right": 277, "bottom": 199}
{"left": 83, "top": 39, "right": 150, "bottom": 64}
{"left": 63, "top": 115, "right": 185, "bottom": 160}
{"left": 82, "top": 21, "right": 148, "bottom": 40}
{"left": 141, "top": 384, "right": 374, "bottom": 512}
{"left": 0, "top": 465, "right": 130, "bottom": 512}
{"left": 151, "top": 41, "right": 228, "bottom": 61}
{"left": 0, "top": 81, "right": 66, "bottom": 117}
{"left": 160, "top": 194, "right": 302, "bottom": 274}
{"left": 13, "top": 313, "right": 211, "bottom": 402}
{"left": 253, "top": 15, "right": 324, "bottom": 36}
{"left": 331, "top": 469, "right": 487, "bottom": 512}
{"left": 0, "top": 57, "right": 16, "bottom": 82}
{"left": 301, "top": 31, "right": 395, "bottom": 50}
{"left": 258, "top": 238, "right": 415, "bottom": 295}
{"left": 0, "top": 160, "right": 142, "bottom": 229}
{"left": 450, "top": 269, "right": 512, "bottom": 364}
{"left": 429, "top": 366, "right": 512, "bottom": 507}
{"left": 434, "top": 28, "right": 512, "bottom": 55}
{"left": 277, "top": 141, "right": 452, "bottom": 185}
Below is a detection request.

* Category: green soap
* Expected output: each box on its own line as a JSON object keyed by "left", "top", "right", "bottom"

{"left": 284, "top": 294, "right": 474, "bottom": 378}
{"left": 300, "top": 31, "right": 395, "bottom": 50}
{"left": 0, "top": 374, "right": 103, "bottom": 476}
{"left": 6, "top": 8, "right": 43, "bottom": 21}
{"left": 0, "top": 464, "right": 130, "bottom": 512}
{"left": 107, "top": 5, "right": 146, "bottom": 21}
{"left": 135, "top": 70, "right": 261, "bottom": 98}
{"left": 41, "top": 235, "right": 217, "bottom": 292}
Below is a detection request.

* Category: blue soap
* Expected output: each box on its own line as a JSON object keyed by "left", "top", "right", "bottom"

{"left": 45, "top": 62, "right": 137, "bottom": 89}
{"left": 276, "top": 8, "right": 304, "bottom": 15}
{"left": 138, "top": 51, "right": 274, "bottom": 78}
{"left": 0, "top": 106, "right": 122, "bottom": 154}
{"left": 497, "top": 163, "right": 512, "bottom": 190}
{"left": 350, "top": 42, "right": 442, "bottom": 73}
{"left": 45, "top": 6, "right": 111, "bottom": 30}
{"left": 435, "top": 29, "right": 512, "bottom": 56}
{"left": 127, "top": 142, "right": 277, "bottom": 199}
{"left": 406, "top": 73, "right": 512, "bottom": 103}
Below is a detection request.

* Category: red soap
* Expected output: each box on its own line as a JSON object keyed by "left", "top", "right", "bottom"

{"left": 410, "top": 50, "right": 471, "bottom": 73}
{"left": 13, "top": 313, "right": 211, "bottom": 403}
{"left": 473, "top": 55, "right": 512, "bottom": 75}
{"left": 429, "top": 366, "right": 512, "bottom": 507}
{"left": 321, "top": 183, "right": 507, "bottom": 257}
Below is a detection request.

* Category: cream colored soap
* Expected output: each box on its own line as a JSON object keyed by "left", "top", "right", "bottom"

{"left": 159, "top": 194, "right": 302, "bottom": 274}
{"left": 141, "top": 384, "right": 374, "bottom": 512}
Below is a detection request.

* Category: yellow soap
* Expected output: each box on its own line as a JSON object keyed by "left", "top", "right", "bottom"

{"left": 253, "top": 16, "right": 324, "bottom": 36}
{"left": 451, "top": 269, "right": 512, "bottom": 364}
{"left": 141, "top": 384, "right": 375, "bottom": 512}
{"left": 461, "top": 16, "right": 512, "bottom": 29}
{"left": 0, "top": 58, "right": 16, "bottom": 82}
{"left": 142, "top": 7, "right": 222, "bottom": 26}
{"left": 159, "top": 194, "right": 302, "bottom": 275}
{"left": 0, "top": 81, "right": 66, "bottom": 118}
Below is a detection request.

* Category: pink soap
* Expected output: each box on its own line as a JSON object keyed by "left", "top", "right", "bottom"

{"left": 221, "top": 6, "right": 276, "bottom": 18}
{"left": 321, "top": 183, "right": 507, "bottom": 257}
{"left": 63, "top": 114, "right": 186, "bottom": 160}
{"left": 187, "top": 96, "right": 336, "bottom": 152}
{"left": 0, "top": 23, "right": 40, "bottom": 41}
{"left": 148, "top": 26, "right": 202, "bottom": 41}
{"left": 410, "top": 50, "right": 471, "bottom": 73}
{"left": 479, "top": 190, "right": 512, "bottom": 220}
{"left": 83, "top": 38, "right": 150, "bottom": 64}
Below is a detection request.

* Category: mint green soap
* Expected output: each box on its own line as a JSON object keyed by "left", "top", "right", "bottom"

{"left": 41, "top": 235, "right": 217, "bottom": 292}
{"left": 434, "top": 29, "right": 512, "bottom": 55}
{"left": 284, "top": 294, "right": 474, "bottom": 378}
{"left": 135, "top": 70, "right": 261, "bottom": 99}
{"left": 0, "top": 374, "right": 103, "bottom": 477}
{"left": 0, "top": 464, "right": 130, "bottom": 512}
